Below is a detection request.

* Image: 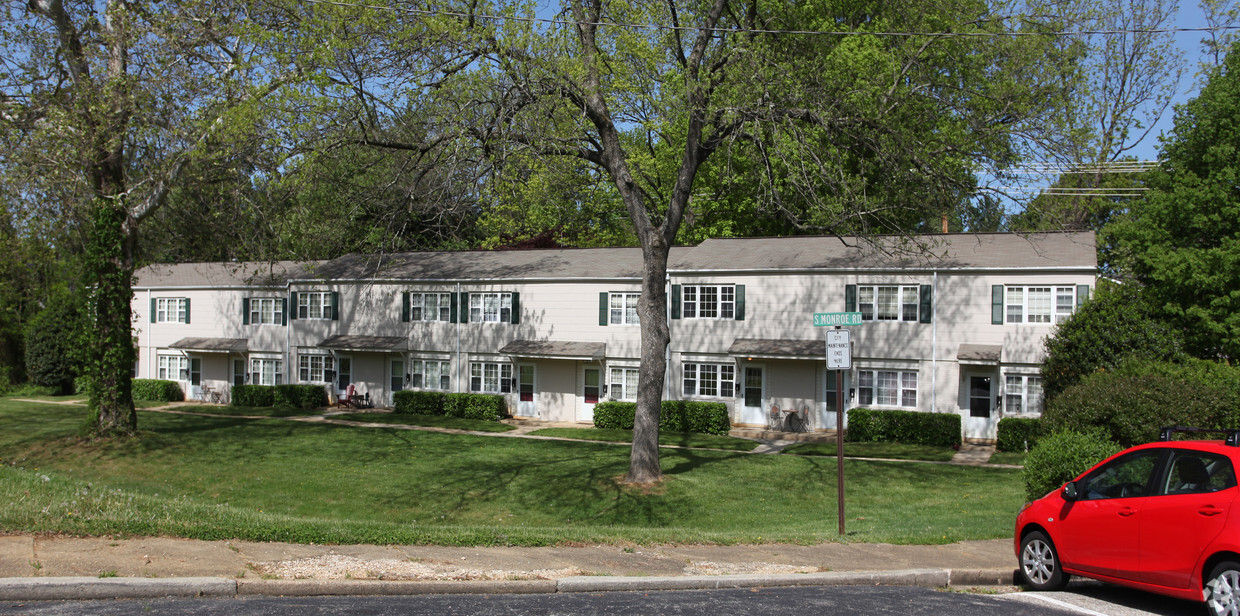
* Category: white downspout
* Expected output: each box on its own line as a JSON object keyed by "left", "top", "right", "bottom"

{"left": 456, "top": 281, "right": 462, "bottom": 393}
{"left": 146, "top": 289, "right": 152, "bottom": 379}
{"left": 932, "top": 270, "right": 938, "bottom": 413}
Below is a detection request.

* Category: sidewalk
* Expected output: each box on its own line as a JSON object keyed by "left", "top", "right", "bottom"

{"left": 0, "top": 534, "right": 1017, "bottom": 600}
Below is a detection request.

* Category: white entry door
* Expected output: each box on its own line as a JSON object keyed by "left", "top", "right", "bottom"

{"left": 518, "top": 364, "right": 537, "bottom": 418}
{"left": 963, "top": 372, "right": 999, "bottom": 440}
{"left": 577, "top": 365, "right": 600, "bottom": 422}
{"left": 741, "top": 365, "right": 766, "bottom": 425}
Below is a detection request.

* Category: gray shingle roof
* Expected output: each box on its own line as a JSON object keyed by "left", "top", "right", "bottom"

{"left": 134, "top": 261, "right": 322, "bottom": 288}
{"left": 318, "top": 335, "right": 408, "bottom": 351}
{"left": 169, "top": 338, "right": 249, "bottom": 353}
{"left": 310, "top": 248, "right": 662, "bottom": 281}
{"left": 728, "top": 338, "right": 823, "bottom": 358}
{"left": 499, "top": 340, "right": 606, "bottom": 360}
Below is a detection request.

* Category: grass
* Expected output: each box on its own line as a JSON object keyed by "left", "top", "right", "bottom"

{"left": 328, "top": 412, "right": 517, "bottom": 433}
{"left": 0, "top": 398, "right": 1024, "bottom": 546}
{"left": 988, "top": 451, "right": 1027, "bottom": 466}
{"left": 781, "top": 441, "right": 959, "bottom": 462}
{"left": 527, "top": 427, "right": 761, "bottom": 452}
{"left": 167, "top": 404, "right": 329, "bottom": 418}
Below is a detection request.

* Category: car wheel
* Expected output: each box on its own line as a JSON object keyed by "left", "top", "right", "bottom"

{"left": 1205, "top": 561, "right": 1240, "bottom": 616}
{"left": 1020, "top": 530, "right": 1069, "bottom": 591}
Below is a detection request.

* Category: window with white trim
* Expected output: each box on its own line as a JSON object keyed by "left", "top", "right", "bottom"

{"left": 470, "top": 361, "right": 513, "bottom": 393}
{"left": 610, "top": 293, "right": 640, "bottom": 325}
{"left": 249, "top": 298, "right": 284, "bottom": 325}
{"left": 469, "top": 293, "right": 512, "bottom": 323}
{"left": 857, "top": 370, "right": 917, "bottom": 408}
{"left": 155, "top": 298, "right": 188, "bottom": 323}
{"left": 412, "top": 359, "right": 451, "bottom": 390}
{"left": 298, "top": 292, "right": 333, "bottom": 320}
{"left": 157, "top": 355, "right": 188, "bottom": 381}
{"left": 1006, "top": 286, "right": 1078, "bottom": 324}
{"left": 682, "top": 362, "right": 735, "bottom": 397}
{"left": 1005, "top": 375, "right": 1044, "bottom": 415}
{"left": 410, "top": 293, "right": 452, "bottom": 322}
{"left": 609, "top": 367, "right": 639, "bottom": 401}
{"left": 250, "top": 358, "right": 284, "bottom": 386}
{"left": 858, "top": 285, "right": 919, "bottom": 322}
{"left": 299, "top": 354, "right": 329, "bottom": 383}
{"left": 682, "top": 285, "right": 735, "bottom": 320}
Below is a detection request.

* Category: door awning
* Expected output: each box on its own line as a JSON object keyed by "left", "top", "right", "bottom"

{"left": 318, "top": 335, "right": 408, "bottom": 352}
{"left": 499, "top": 340, "right": 605, "bottom": 361}
{"left": 168, "top": 337, "right": 249, "bottom": 353}
{"left": 958, "top": 344, "right": 1002, "bottom": 365}
{"left": 728, "top": 338, "right": 822, "bottom": 360}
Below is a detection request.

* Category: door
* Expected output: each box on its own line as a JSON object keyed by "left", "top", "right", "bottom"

{"left": 741, "top": 365, "right": 765, "bottom": 425}
{"left": 518, "top": 364, "right": 537, "bottom": 418}
{"left": 389, "top": 358, "right": 405, "bottom": 406}
{"left": 577, "top": 365, "right": 599, "bottom": 422}
{"left": 963, "top": 373, "right": 998, "bottom": 439}
{"left": 1138, "top": 450, "right": 1235, "bottom": 588}
{"left": 1057, "top": 449, "right": 1160, "bottom": 577}
{"left": 822, "top": 369, "right": 847, "bottom": 430}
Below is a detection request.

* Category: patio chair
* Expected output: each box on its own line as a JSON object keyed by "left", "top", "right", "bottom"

{"left": 339, "top": 384, "right": 356, "bottom": 408}
{"left": 767, "top": 404, "right": 782, "bottom": 431}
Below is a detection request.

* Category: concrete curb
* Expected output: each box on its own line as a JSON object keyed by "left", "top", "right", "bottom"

{"left": 0, "top": 568, "right": 1016, "bottom": 600}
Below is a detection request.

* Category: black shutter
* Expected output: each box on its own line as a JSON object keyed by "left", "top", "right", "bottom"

{"left": 919, "top": 284, "right": 932, "bottom": 324}
{"left": 734, "top": 284, "right": 745, "bottom": 321}
{"left": 281, "top": 298, "right": 288, "bottom": 326}
{"left": 150, "top": 298, "right": 156, "bottom": 323}
{"left": 992, "top": 286, "right": 1004, "bottom": 325}
{"left": 242, "top": 298, "right": 250, "bottom": 325}
{"left": 331, "top": 291, "right": 340, "bottom": 321}
{"left": 671, "top": 285, "right": 681, "bottom": 320}
{"left": 511, "top": 292, "right": 520, "bottom": 324}
{"left": 460, "top": 293, "right": 470, "bottom": 323}
{"left": 402, "top": 292, "right": 411, "bottom": 322}
{"left": 845, "top": 284, "right": 857, "bottom": 312}
{"left": 450, "top": 292, "right": 459, "bottom": 323}
{"left": 599, "top": 292, "right": 609, "bottom": 326}
{"left": 183, "top": 298, "right": 190, "bottom": 324}
{"left": 289, "top": 292, "right": 298, "bottom": 320}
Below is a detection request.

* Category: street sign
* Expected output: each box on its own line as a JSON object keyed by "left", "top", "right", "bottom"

{"left": 826, "top": 329, "right": 851, "bottom": 369}
{"left": 813, "top": 312, "right": 862, "bottom": 327}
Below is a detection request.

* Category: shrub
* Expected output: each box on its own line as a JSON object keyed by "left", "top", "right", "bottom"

{"left": 997, "top": 417, "right": 1045, "bottom": 452}
{"left": 393, "top": 391, "right": 446, "bottom": 415}
{"left": 681, "top": 402, "right": 730, "bottom": 436}
{"left": 845, "top": 408, "right": 961, "bottom": 448}
{"left": 1043, "top": 358, "right": 1240, "bottom": 447}
{"left": 24, "top": 296, "right": 83, "bottom": 395}
{"left": 593, "top": 401, "right": 636, "bottom": 430}
{"left": 130, "top": 379, "right": 184, "bottom": 402}
{"left": 231, "top": 384, "right": 274, "bottom": 407}
{"left": 592, "top": 401, "right": 730, "bottom": 435}
{"left": 1020, "top": 430, "right": 1121, "bottom": 500}
{"left": 444, "top": 393, "right": 506, "bottom": 421}
{"left": 273, "top": 384, "right": 327, "bottom": 409}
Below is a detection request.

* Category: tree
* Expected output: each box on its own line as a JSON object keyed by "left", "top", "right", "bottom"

{"left": 1107, "top": 39, "right": 1240, "bottom": 359}
{"left": 24, "top": 287, "right": 84, "bottom": 395}
{"left": 1, "top": 1, "right": 301, "bottom": 434}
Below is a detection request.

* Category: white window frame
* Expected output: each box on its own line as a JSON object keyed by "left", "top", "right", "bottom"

{"left": 410, "top": 292, "right": 452, "bottom": 322}
{"left": 1005, "top": 374, "right": 1044, "bottom": 415}
{"left": 682, "top": 285, "right": 735, "bottom": 320}
{"left": 411, "top": 358, "right": 452, "bottom": 390}
{"left": 609, "top": 292, "right": 640, "bottom": 325}
{"left": 155, "top": 298, "right": 188, "bottom": 323}
{"left": 682, "top": 362, "right": 736, "bottom": 398}
{"left": 249, "top": 297, "right": 283, "bottom": 325}
{"left": 609, "top": 366, "right": 640, "bottom": 401}
{"left": 157, "top": 355, "right": 188, "bottom": 381}
{"left": 298, "top": 353, "right": 330, "bottom": 383}
{"left": 1006, "top": 285, "right": 1077, "bottom": 325}
{"left": 857, "top": 369, "right": 917, "bottom": 408}
{"left": 469, "top": 361, "right": 513, "bottom": 393}
{"left": 250, "top": 358, "right": 284, "bottom": 386}
{"left": 858, "top": 285, "right": 919, "bottom": 322}
{"left": 469, "top": 293, "right": 513, "bottom": 323}
{"left": 298, "top": 291, "right": 332, "bottom": 320}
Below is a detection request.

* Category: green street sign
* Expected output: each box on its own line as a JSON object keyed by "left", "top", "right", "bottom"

{"left": 813, "top": 312, "right": 863, "bottom": 327}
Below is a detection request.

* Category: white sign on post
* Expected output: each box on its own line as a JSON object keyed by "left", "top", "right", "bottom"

{"left": 826, "top": 329, "right": 851, "bottom": 370}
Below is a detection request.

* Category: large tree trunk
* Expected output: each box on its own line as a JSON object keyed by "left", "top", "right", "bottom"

{"left": 627, "top": 238, "right": 671, "bottom": 484}
{"left": 83, "top": 197, "right": 137, "bottom": 436}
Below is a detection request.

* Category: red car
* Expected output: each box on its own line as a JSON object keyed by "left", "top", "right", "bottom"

{"left": 1014, "top": 427, "right": 1240, "bottom": 615}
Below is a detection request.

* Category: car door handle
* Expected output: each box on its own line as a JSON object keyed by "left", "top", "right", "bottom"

{"left": 1118, "top": 507, "right": 1137, "bottom": 517}
{"left": 1199, "top": 505, "right": 1226, "bottom": 517}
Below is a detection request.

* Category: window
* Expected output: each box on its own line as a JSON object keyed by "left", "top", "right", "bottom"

{"left": 411, "top": 359, "right": 451, "bottom": 390}
{"left": 609, "top": 367, "right": 639, "bottom": 401}
{"left": 154, "top": 298, "right": 188, "bottom": 323}
{"left": 250, "top": 358, "right": 283, "bottom": 386}
{"left": 470, "top": 361, "right": 513, "bottom": 393}
{"left": 409, "top": 293, "right": 452, "bottom": 322}
{"left": 857, "top": 370, "right": 917, "bottom": 408}
{"left": 157, "top": 355, "right": 188, "bottom": 381}
{"left": 682, "top": 285, "right": 735, "bottom": 320}
{"left": 1005, "top": 375, "right": 1044, "bottom": 415}
{"left": 299, "top": 354, "right": 329, "bottom": 383}
{"left": 1159, "top": 451, "right": 1236, "bottom": 495}
{"left": 610, "top": 293, "right": 640, "bottom": 325}
{"left": 469, "top": 293, "right": 513, "bottom": 323}
{"left": 297, "top": 291, "right": 334, "bottom": 320}
{"left": 858, "top": 285, "right": 919, "bottom": 322}
{"left": 1079, "top": 450, "right": 1160, "bottom": 500}
{"left": 248, "top": 298, "right": 284, "bottom": 325}
{"left": 682, "top": 362, "right": 735, "bottom": 398}
{"left": 1005, "top": 286, "right": 1078, "bottom": 324}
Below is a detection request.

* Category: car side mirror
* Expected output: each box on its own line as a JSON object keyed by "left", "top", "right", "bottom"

{"left": 1062, "top": 481, "right": 1080, "bottom": 502}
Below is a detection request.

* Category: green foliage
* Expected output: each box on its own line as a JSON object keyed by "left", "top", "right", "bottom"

{"left": 1021, "top": 430, "right": 1121, "bottom": 500}
{"left": 996, "top": 418, "right": 1045, "bottom": 453}
{"left": 130, "top": 380, "right": 184, "bottom": 403}
{"left": 679, "top": 402, "right": 731, "bottom": 436}
{"left": 443, "top": 393, "right": 506, "bottom": 421}
{"left": 591, "top": 401, "right": 730, "bottom": 435}
{"left": 392, "top": 391, "right": 446, "bottom": 415}
{"left": 273, "top": 385, "right": 328, "bottom": 410}
{"left": 592, "top": 402, "right": 637, "bottom": 430}
{"left": 1043, "top": 359, "right": 1240, "bottom": 446}
{"left": 845, "top": 409, "right": 962, "bottom": 448}
{"left": 1041, "top": 282, "right": 1185, "bottom": 401}
{"left": 230, "top": 385, "right": 275, "bottom": 408}
{"left": 23, "top": 293, "right": 83, "bottom": 395}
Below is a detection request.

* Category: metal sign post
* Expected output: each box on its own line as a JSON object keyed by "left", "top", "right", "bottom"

{"left": 826, "top": 328, "right": 851, "bottom": 535}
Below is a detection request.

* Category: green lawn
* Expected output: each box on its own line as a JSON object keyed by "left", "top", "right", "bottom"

{"left": 328, "top": 412, "right": 517, "bottom": 433}
{"left": 988, "top": 451, "right": 1027, "bottom": 466}
{"left": 0, "top": 399, "right": 1023, "bottom": 546}
{"left": 527, "top": 427, "right": 760, "bottom": 452}
{"left": 781, "top": 441, "right": 959, "bottom": 462}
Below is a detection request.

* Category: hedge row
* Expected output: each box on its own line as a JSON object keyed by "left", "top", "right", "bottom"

{"left": 131, "top": 379, "right": 184, "bottom": 402}
{"left": 231, "top": 384, "right": 327, "bottom": 409}
{"left": 845, "top": 408, "right": 961, "bottom": 448}
{"left": 997, "top": 417, "right": 1045, "bottom": 452}
{"left": 592, "top": 401, "right": 731, "bottom": 436}
{"left": 391, "top": 390, "right": 507, "bottom": 421}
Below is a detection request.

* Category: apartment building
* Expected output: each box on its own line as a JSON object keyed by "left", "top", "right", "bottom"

{"left": 133, "top": 231, "right": 1097, "bottom": 440}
